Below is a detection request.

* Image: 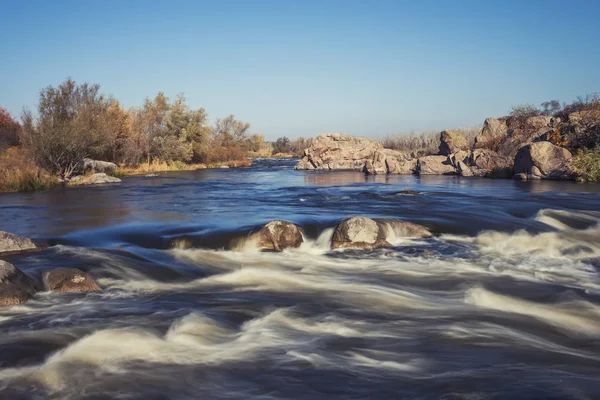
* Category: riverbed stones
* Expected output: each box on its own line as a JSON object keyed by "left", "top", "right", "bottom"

{"left": 42, "top": 268, "right": 101, "bottom": 293}
{"left": 251, "top": 220, "right": 303, "bottom": 251}
{"left": 0, "top": 231, "right": 37, "bottom": 255}
{"left": 513, "top": 141, "right": 574, "bottom": 180}
{"left": 0, "top": 260, "right": 40, "bottom": 306}
{"left": 332, "top": 217, "right": 390, "bottom": 250}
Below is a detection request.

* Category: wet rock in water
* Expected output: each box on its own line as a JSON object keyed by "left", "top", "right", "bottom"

{"left": 375, "top": 219, "right": 433, "bottom": 238}
{"left": 0, "top": 231, "right": 37, "bottom": 255}
{"left": 42, "top": 268, "right": 101, "bottom": 293}
{"left": 69, "top": 173, "right": 121, "bottom": 186}
{"left": 439, "top": 130, "right": 468, "bottom": 156}
{"left": 416, "top": 155, "right": 457, "bottom": 175}
{"left": 332, "top": 217, "right": 390, "bottom": 250}
{"left": 251, "top": 220, "right": 303, "bottom": 251}
{"left": 513, "top": 141, "right": 574, "bottom": 180}
{"left": 83, "top": 158, "right": 118, "bottom": 174}
{"left": 0, "top": 260, "right": 40, "bottom": 306}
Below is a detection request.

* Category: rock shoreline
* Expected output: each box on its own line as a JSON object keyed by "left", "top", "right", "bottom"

{"left": 295, "top": 114, "right": 585, "bottom": 181}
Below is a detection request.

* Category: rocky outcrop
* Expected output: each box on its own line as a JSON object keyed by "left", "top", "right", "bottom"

{"left": 513, "top": 142, "right": 574, "bottom": 180}
{"left": 69, "top": 173, "right": 122, "bottom": 186}
{"left": 295, "top": 133, "right": 383, "bottom": 170}
{"left": 83, "top": 158, "right": 118, "bottom": 175}
{"left": 416, "top": 156, "right": 457, "bottom": 175}
{"left": 364, "top": 149, "right": 416, "bottom": 175}
{"left": 249, "top": 220, "right": 303, "bottom": 251}
{"left": 332, "top": 217, "right": 390, "bottom": 250}
{"left": 474, "top": 118, "right": 509, "bottom": 150}
{"left": 0, "top": 260, "right": 40, "bottom": 306}
{"left": 0, "top": 231, "right": 37, "bottom": 255}
{"left": 453, "top": 149, "right": 512, "bottom": 178}
{"left": 439, "top": 130, "right": 468, "bottom": 156}
{"left": 42, "top": 268, "right": 101, "bottom": 293}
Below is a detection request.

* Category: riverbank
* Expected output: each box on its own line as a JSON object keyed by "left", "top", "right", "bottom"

{"left": 116, "top": 158, "right": 252, "bottom": 176}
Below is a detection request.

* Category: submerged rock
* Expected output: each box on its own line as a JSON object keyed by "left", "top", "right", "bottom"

{"left": 375, "top": 219, "right": 433, "bottom": 239}
{"left": 0, "top": 231, "right": 37, "bottom": 255}
{"left": 513, "top": 142, "right": 574, "bottom": 180}
{"left": 42, "top": 268, "right": 101, "bottom": 293}
{"left": 0, "top": 260, "right": 40, "bottom": 306}
{"left": 332, "top": 217, "right": 390, "bottom": 250}
{"left": 69, "top": 173, "right": 122, "bottom": 186}
{"left": 250, "top": 220, "right": 303, "bottom": 251}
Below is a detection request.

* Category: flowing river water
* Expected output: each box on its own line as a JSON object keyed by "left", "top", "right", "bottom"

{"left": 1, "top": 159, "right": 600, "bottom": 399}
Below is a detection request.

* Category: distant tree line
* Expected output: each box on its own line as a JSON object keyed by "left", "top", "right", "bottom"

{"left": 11, "top": 79, "right": 262, "bottom": 178}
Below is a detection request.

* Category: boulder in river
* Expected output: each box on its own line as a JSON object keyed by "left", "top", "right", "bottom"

{"left": 416, "top": 156, "right": 457, "bottom": 175}
{"left": 42, "top": 268, "right": 101, "bottom": 293}
{"left": 439, "top": 130, "right": 468, "bottom": 156}
{"left": 375, "top": 219, "right": 433, "bottom": 239}
{"left": 69, "top": 173, "right": 122, "bottom": 186}
{"left": 0, "top": 260, "right": 40, "bottom": 306}
{"left": 332, "top": 217, "right": 390, "bottom": 250}
{"left": 513, "top": 141, "right": 574, "bottom": 180}
{"left": 0, "top": 231, "right": 37, "bottom": 255}
{"left": 83, "top": 158, "right": 118, "bottom": 175}
{"left": 364, "top": 149, "right": 416, "bottom": 175}
{"left": 295, "top": 133, "right": 383, "bottom": 171}
{"left": 250, "top": 220, "right": 304, "bottom": 251}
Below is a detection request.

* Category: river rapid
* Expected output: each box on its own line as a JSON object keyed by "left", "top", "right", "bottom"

{"left": 1, "top": 159, "right": 600, "bottom": 400}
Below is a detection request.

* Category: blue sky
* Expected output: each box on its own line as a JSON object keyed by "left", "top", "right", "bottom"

{"left": 1, "top": 0, "right": 599, "bottom": 140}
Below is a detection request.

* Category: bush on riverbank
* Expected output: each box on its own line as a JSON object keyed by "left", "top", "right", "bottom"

{"left": 0, "top": 147, "right": 57, "bottom": 192}
{"left": 572, "top": 146, "right": 600, "bottom": 182}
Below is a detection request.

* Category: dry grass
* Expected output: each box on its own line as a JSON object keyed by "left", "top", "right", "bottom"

{"left": 118, "top": 159, "right": 252, "bottom": 176}
{"left": 0, "top": 147, "right": 58, "bottom": 192}
{"left": 572, "top": 146, "right": 600, "bottom": 182}
{"left": 381, "top": 126, "right": 481, "bottom": 155}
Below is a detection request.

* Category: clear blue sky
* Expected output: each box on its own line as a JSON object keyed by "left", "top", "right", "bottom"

{"left": 1, "top": 0, "right": 599, "bottom": 140}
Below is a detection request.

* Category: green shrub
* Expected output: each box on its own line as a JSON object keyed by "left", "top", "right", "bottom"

{"left": 572, "top": 146, "right": 600, "bottom": 182}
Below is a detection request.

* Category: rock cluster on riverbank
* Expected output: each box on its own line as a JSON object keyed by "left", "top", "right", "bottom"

{"left": 294, "top": 113, "right": 591, "bottom": 181}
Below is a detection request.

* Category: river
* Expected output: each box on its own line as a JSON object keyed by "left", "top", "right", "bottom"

{"left": 1, "top": 159, "right": 599, "bottom": 399}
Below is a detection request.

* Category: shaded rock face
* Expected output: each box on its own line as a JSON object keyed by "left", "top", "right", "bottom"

{"left": 513, "top": 142, "right": 574, "bottom": 180}
{"left": 364, "top": 149, "right": 416, "bottom": 175}
{"left": 42, "top": 268, "right": 101, "bottom": 293}
{"left": 0, "top": 260, "right": 40, "bottom": 306}
{"left": 332, "top": 217, "right": 390, "bottom": 250}
{"left": 0, "top": 231, "right": 37, "bottom": 255}
{"left": 69, "top": 173, "right": 122, "bottom": 186}
{"left": 83, "top": 158, "right": 118, "bottom": 175}
{"left": 439, "top": 130, "right": 468, "bottom": 156}
{"left": 250, "top": 220, "right": 303, "bottom": 251}
{"left": 295, "top": 133, "right": 383, "bottom": 170}
{"left": 416, "top": 156, "right": 457, "bottom": 175}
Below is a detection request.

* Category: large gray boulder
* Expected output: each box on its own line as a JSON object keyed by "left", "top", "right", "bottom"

{"left": 416, "top": 156, "right": 457, "bottom": 175}
{"left": 69, "top": 173, "right": 121, "bottom": 186}
{"left": 42, "top": 268, "right": 101, "bottom": 293}
{"left": 439, "top": 130, "right": 468, "bottom": 156}
{"left": 0, "top": 260, "right": 40, "bottom": 306}
{"left": 513, "top": 142, "right": 574, "bottom": 180}
{"left": 249, "top": 220, "right": 303, "bottom": 251}
{"left": 332, "top": 217, "right": 390, "bottom": 250}
{"left": 83, "top": 158, "right": 118, "bottom": 175}
{"left": 295, "top": 133, "right": 383, "bottom": 171}
{"left": 0, "top": 231, "right": 37, "bottom": 255}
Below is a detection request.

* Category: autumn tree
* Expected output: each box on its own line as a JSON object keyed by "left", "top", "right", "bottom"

{"left": 0, "top": 107, "right": 21, "bottom": 149}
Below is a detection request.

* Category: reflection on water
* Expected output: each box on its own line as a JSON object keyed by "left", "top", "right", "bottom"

{"left": 0, "top": 159, "right": 600, "bottom": 399}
